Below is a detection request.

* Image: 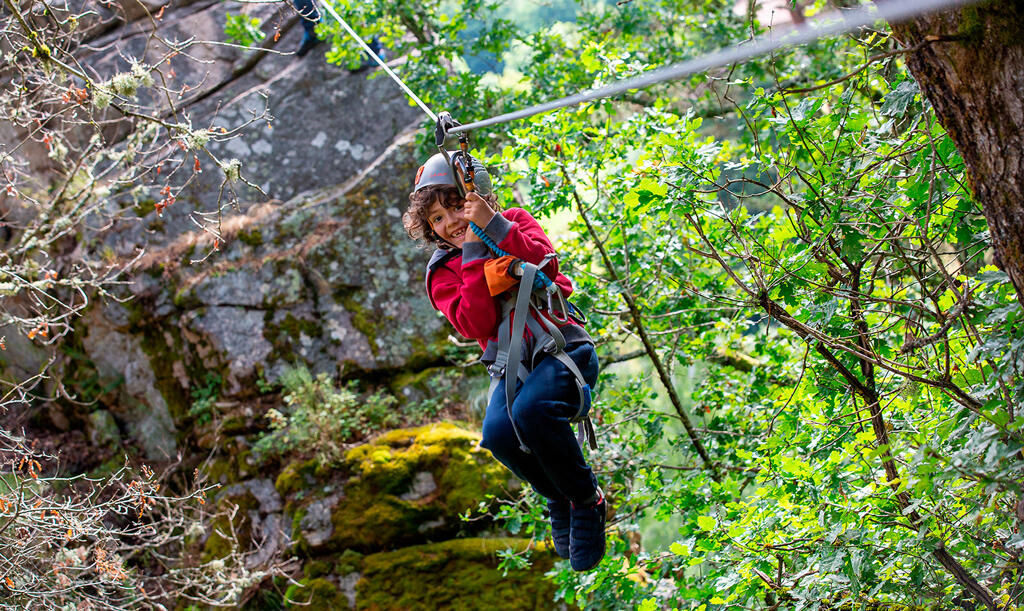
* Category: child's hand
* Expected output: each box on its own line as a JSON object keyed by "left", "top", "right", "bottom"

{"left": 463, "top": 192, "right": 495, "bottom": 229}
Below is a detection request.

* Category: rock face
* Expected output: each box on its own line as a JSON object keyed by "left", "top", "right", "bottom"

{"left": 124, "top": 129, "right": 445, "bottom": 379}
{"left": 64, "top": 128, "right": 447, "bottom": 459}
{"left": 76, "top": 0, "right": 437, "bottom": 401}
{"left": 2, "top": 0, "right": 438, "bottom": 438}
{"left": 82, "top": 0, "right": 426, "bottom": 253}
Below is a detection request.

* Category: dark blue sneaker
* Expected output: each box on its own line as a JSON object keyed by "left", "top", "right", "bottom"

{"left": 353, "top": 37, "right": 387, "bottom": 72}
{"left": 569, "top": 488, "right": 606, "bottom": 571}
{"left": 548, "top": 498, "right": 571, "bottom": 559}
{"left": 296, "top": 33, "right": 322, "bottom": 57}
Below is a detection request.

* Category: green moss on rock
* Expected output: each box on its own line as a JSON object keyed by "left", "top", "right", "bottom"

{"left": 237, "top": 228, "right": 264, "bottom": 247}
{"left": 356, "top": 538, "right": 558, "bottom": 611}
{"left": 325, "top": 488, "right": 430, "bottom": 552}
{"left": 344, "top": 423, "right": 503, "bottom": 502}
{"left": 331, "top": 423, "right": 509, "bottom": 550}
{"left": 134, "top": 198, "right": 156, "bottom": 217}
{"left": 275, "top": 458, "right": 320, "bottom": 497}
{"left": 137, "top": 325, "right": 194, "bottom": 423}
{"left": 338, "top": 293, "right": 378, "bottom": 356}
{"left": 304, "top": 559, "right": 332, "bottom": 579}
{"left": 286, "top": 423, "right": 514, "bottom": 554}
{"left": 202, "top": 446, "right": 256, "bottom": 486}
{"left": 263, "top": 312, "right": 320, "bottom": 363}
{"left": 334, "top": 549, "right": 364, "bottom": 575}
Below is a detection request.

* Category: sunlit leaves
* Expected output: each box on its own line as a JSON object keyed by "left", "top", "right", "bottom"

{"left": 337, "top": 1, "right": 1024, "bottom": 608}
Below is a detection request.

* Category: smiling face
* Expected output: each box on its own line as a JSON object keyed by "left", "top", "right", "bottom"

{"left": 426, "top": 194, "right": 468, "bottom": 248}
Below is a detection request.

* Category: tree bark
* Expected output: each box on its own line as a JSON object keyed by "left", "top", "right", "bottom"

{"left": 885, "top": 1, "right": 1024, "bottom": 306}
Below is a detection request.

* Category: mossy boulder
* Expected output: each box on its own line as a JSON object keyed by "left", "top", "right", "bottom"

{"left": 356, "top": 538, "right": 559, "bottom": 611}
{"left": 275, "top": 457, "right": 323, "bottom": 498}
{"left": 285, "top": 423, "right": 517, "bottom": 554}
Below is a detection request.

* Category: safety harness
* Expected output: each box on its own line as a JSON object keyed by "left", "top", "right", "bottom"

{"left": 491, "top": 258, "right": 597, "bottom": 451}
{"left": 426, "top": 249, "right": 597, "bottom": 452}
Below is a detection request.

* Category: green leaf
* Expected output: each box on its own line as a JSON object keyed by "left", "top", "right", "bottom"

{"left": 697, "top": 515, "right": 717, "bottom": 531}
{"left": 841, "top": 229, "right": 864, "bottom": 260}
{"left": 223, "top": 13, "right": 264, "bottom": 47}
{"left": 581, "top": 46, "right": 601, "bottom": 72}
{"left": 880, "top": 80, "right": 920, "bottom": 117}
{"left": 625, "top": 177, "right": 668, "bottom": 213}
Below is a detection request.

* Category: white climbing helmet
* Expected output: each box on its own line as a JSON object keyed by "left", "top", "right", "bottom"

{"left": 413, "top": 151, "right": 493, "bottom": 197}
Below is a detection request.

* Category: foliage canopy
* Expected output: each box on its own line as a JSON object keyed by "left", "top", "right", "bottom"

{"left": 2, "top": 0, "right": 1022, "bottom": 608}
{"left": 321, "top": 0, "right": 1024, "bottom": 608}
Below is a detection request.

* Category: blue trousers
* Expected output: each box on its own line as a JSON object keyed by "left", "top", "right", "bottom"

{"left": 292, "top": 0, "right": 319, "bottom": 36}
{"left": 480, "top": 342, "right": 599, "bottom": 505}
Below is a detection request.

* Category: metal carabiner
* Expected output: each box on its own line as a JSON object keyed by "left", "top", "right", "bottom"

{"left": 546, "top": 284, "right": 571, "bottom": 325}
{"left": 457, "top": 130, "right": 475, "bottom": 194}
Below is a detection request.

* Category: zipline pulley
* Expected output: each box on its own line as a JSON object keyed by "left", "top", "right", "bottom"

{"left": 434, "top": 111, "right": 477, "bottom": 198}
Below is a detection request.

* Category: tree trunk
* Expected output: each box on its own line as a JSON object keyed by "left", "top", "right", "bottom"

{"left": 886, "top": 1, "right": 1024, "bottom": 306}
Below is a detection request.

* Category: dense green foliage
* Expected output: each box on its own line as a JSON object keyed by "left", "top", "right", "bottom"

{"left": 324, "top": 0, "right": 1023, "bottom": 608}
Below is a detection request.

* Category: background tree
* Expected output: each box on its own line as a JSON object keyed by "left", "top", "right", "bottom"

{"left": 886, "top": 1, "right": 1024, "bottom": 308}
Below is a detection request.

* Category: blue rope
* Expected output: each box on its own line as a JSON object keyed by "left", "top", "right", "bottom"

{"left": 468, "top": 222, "right": 551, "bottom": 291}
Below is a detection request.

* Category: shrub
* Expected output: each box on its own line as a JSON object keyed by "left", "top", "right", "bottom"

{"left": 0, "top": 426, "right": 284, "bottom": 609}
{"left": 253, "top": 366, "right": 399, "bottom": 465}
{"left": 223, "top": 13, "right": 264, "bottom": 47}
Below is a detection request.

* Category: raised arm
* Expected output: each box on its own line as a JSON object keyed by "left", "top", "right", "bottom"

{"left": 480, "top": 208, "right": 568, "bottom": 290}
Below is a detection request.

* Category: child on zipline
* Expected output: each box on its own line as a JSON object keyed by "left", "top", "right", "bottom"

{"left": 402, "top": 152, "right": 606, "bottom": 572}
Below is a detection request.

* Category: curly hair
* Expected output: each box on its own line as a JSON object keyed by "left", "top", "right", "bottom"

{"left": 402, "top": 184, "right": 500, "bottom": 249}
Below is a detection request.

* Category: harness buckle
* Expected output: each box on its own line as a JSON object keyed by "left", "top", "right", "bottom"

{"left": 486, "top": 363, "right": 505, "bottom": 378}
{"left": 546, "top": 286, "right": 570, "bottom": 325}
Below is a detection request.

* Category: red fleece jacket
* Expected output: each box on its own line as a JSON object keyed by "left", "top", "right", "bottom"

{"left": 426, "top": 207, "right": 582, "bottom": 353}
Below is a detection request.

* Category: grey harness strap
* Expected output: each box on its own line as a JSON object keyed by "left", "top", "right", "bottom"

{"left": 485, "top": 258, "right": 597, "bottom": 452}
{"left": 524, "top": 314, "right": 597, "bottom": 449}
